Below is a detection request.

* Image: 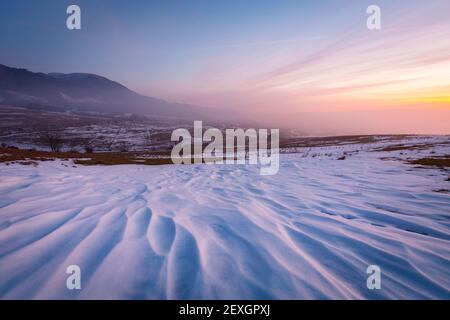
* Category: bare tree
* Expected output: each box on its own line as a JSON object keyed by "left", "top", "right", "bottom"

{"left": 39, "top": 131, "right": 64, "bottom": 152}
{"left": 145, "top": 128, "right": 152, "bottom": 146}
{"left": 118, "top": 141, "right": 129, "bottom": 153}
{"left": 84, "top": 146, "right": 94, "bottom": 154}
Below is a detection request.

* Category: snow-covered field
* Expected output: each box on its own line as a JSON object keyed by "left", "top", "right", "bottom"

{"left": 0, "top": 137, "right": 449, "bottom": 299}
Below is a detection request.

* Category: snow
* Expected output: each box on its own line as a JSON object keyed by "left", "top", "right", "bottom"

{"left": 0, "top": 138, "right": 449, "bottom": 299}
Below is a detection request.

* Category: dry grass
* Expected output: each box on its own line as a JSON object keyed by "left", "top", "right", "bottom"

{"left": 0, "top": 147, "right": 229, "bottom": 166}
{"left": 407, "top": 156, "right": 450, "bottom": 168}
{"left": 281, "top": 135, "right": 381, "bottom": 148}
{"left": 280, "top": 134, "right": 423, "bottom": 150}
{"left": 0, "top": 147, "right": 172, "bottom": 166}
{"left": 377, "top": 143, "right": 439, "bottom": 152}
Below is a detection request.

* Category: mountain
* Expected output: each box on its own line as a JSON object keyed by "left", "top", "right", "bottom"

{"left": 0, "top": 63, "right": 204, "bottom": 119}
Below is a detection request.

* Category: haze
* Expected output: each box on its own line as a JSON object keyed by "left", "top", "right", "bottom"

{"left": 0, "top": 0, "right": 449, "bottom": 134}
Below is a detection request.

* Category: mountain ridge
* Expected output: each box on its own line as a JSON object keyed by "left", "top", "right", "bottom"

{"left": 0, "top": 63, "right": 205, "bottom": 119}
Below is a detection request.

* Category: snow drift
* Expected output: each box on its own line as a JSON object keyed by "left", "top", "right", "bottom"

{"left": 0, "top": 139, "right": 449, "bottom": 299}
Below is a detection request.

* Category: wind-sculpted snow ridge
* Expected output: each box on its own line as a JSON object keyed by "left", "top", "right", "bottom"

{"left": 0, "top": 139, "right": 449, "bottom": 299}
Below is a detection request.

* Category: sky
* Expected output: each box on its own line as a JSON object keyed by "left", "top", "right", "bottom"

{"left": 0, "top": 0, "right": 449, "bottom": 134}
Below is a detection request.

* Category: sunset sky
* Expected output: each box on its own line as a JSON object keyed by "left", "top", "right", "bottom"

{"left": 0, "top": 0, "right": 449, "bottom": 133}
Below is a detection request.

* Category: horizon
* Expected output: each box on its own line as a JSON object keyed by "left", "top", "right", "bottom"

{"left": 0, "top": 0, "right": 449, "bottom": 134}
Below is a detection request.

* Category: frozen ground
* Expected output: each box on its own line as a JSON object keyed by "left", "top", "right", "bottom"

{"left": 0, "top": 137, "right": 449, "bottom": 299}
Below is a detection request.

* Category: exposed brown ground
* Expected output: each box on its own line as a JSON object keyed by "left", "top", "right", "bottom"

{"left": 0, "top": 147, "right": 227, "bottom": 166}
{"left": 280, "top": 134, "right": 412, "bottom": 149}
{"left": 407, "top": 156, "right": 450, "bottom": 168}
{"left": 377, "top": 143, "right": 446, "bottom": 152}
{"left": 0, "top": 147, "right": 173, "bottom": 166}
